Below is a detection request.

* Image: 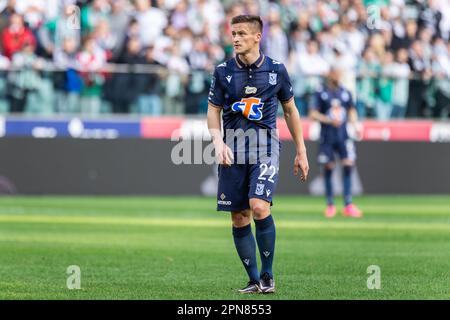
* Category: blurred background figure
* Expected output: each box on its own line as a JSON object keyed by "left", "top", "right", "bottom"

{"left": 136, "top": 45, "right": 163, "bottom": 115}
{"left": 262, "top": 5, "right": 289, "bottom": 63}
{"left": 406, "top": 39, "right": 432, "bottom": 118}
{"left": 185, "top": 35, "right": 211, "bottom": 114}
{"left": 1, "top": 12, "right": 35, "bottom": 60}
{"left": 134, "top": 0, "right": 167, "bottom": 47}
{"left": 7, "top": 40, "right": 43, "bottom": 113}
{"left": 390, "top": 48, "right": 411, "bottom": 118}
{"left": 53, "top": 37, "right": 82, "bottom": 114}
{"left": 376, "top": 50, "right": 395, "bottom": 120}
{"left": 289, "top": 39, "right": 330, "bottom": 117}
{"left": 309, "top": 68, "right": 363, "bottom": 218}
{"left": 164, "top": 40, "right": 189, "bottom": 115}
{"left": 76, "top": 35, "right": 106, "bottom": 116}
{"left": 107, "top": 36, "right": 146, "bottom": 114}
{"left": 356, "top": 47, "right": 379, "bottom": 118}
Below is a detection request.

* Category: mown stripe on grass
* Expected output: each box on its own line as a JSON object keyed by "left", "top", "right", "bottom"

{"left": 0, "top": 215, "right": 449, "bottom": 231}
{"left": 0, "top": 205, "right": 448, "bottom": 218}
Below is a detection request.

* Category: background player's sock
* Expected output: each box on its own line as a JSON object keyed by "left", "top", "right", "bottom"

{"left": 343, "top": 165, "right": 352, "bottom": 206}
{"left": 324, "top": 167, "right": 334, "bottom": 205}
{"left": 254, "top": 215, "right": 275, "bottom": 279}
{"left": 232, "top": 224, "right": 259, "bottom": 283}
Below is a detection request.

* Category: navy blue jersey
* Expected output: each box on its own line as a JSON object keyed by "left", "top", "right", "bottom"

{"left": 310, "top": 85, "right": 354, "bottom": 143}
{"left": 208, "top": 52, "right": 293, "bottom": 156}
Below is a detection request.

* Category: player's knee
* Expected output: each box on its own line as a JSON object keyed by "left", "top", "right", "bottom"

{"left": 325, "top": 162, "right": 335, "bottom": 170}
{"left": 250, "top": 202, "right": 270, "bottom": 220}
{"left": 342, "top": 159, "right": 354, "bottom": 167}
{"left": 231, "top": 210, "right": 251, "bottom": 227}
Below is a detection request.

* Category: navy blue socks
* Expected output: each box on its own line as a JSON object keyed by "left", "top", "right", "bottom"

{"left": 343, "top": 165, "right": 352, "bottom": 206}
{"left": 324, "top": 167, "right": 334, "bottom": 205}
{"left": 254, "top": 215, "right": 276, "bottom": 278}
{"left": 232, "top": 224, "right": 259, "bottom": 283}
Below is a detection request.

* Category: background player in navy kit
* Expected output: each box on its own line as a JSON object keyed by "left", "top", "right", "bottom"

{"left": 207, "top": 15, "right": 309, "bottom": 294}
{"left": 309, "top": 68, "right": 363, "bottom": 218}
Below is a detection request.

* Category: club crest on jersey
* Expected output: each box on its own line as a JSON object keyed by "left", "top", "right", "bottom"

{"left": 245, "top": 86, "right": 257, "bottom": 94}
{"left": 231, "top": 97, "right": 264, "bottom": 121}
{"left": 269, "top": 73, "right": 277, "bottom": 85}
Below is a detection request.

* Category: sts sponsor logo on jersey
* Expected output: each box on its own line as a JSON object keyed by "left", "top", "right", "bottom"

{"left": 231, "top": 97, "right": 264, "bottom": 121}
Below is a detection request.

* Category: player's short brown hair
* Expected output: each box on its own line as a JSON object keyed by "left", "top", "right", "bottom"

{"left": 231, "top": 15, "right": 263, "bottom": 33}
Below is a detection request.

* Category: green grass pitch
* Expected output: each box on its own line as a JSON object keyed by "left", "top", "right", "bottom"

{"left": 0, "top": 196, "right": 449, "bottom": 300}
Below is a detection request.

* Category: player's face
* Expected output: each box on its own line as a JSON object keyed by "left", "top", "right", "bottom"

{"left": 327, "top": 69, "right": 341, "bottom": 87}
{"left": 231, "top": 23, "right": 261, "bottom": 55}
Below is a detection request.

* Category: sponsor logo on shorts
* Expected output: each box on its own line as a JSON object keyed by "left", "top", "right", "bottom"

{"left": 255, "top": 183, "right": 265, "bottom": 196}
{"left": 218, "top": 200, "right": 232, "bottom": 206}
{"left": 318, "top": 153, "right": 329, "bottom": 164}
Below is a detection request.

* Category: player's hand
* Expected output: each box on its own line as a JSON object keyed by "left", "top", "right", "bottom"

{"left": 347, "top": 122, "right": 363, "bottom": 141}
{"left": 330, "top": 118, "right": 342, "bottom": 128}
{"left": 214, "top": 141, "right": 234, "bottom": 166}
{"left": 294, "top": 151, "right": 309, "bottom": 182}
{"left": 354, "top": 122, "right": 364, "bottom": 140}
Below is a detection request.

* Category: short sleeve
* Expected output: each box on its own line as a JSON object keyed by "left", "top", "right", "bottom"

{"left": 277, "top": 64, "right": 294, "bottom": 103}
{"left": 343, "top": 90, "right": 354, "bottom": 110}
{"left": 208, "top": 67, "right": 225, "bottom": 107}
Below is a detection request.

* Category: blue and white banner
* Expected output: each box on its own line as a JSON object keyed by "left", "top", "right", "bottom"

{"left": 0, "top": 117, "right": 141, "bottom": 139}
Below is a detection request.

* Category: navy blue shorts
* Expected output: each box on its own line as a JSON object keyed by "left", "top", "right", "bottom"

{"left": 317, "top": 139, "right": 356, "bottom": 164}
{"left": 216, "top": 156, "right": 279, "bottom": 212}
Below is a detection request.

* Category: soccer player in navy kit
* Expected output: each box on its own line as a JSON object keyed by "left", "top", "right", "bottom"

{"left": 309, "top": 68, "right": 363, "bottom": 218}
{"left": 207, "top": 15, "right": 309, "bottom": 294}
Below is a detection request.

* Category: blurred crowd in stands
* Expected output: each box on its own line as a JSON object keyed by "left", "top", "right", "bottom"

{"left": 0, "top": 0, "right": 449, "bottom": 119}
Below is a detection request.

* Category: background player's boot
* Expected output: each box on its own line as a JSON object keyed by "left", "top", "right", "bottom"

{"left": 259, "top": 272, "right": 275, "bottom": 294}
{"left": 324, "top": 205, "right": 336, "bottom": 218}
{"left": 238, "top": 281, "right": 261, "bottom": 294}
{"left": 343, "top": 204, "right": 363, "bottom": 218}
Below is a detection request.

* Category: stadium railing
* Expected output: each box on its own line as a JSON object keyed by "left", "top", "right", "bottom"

{"left": 0, "top": 63, "right": 449, "bottom": 119}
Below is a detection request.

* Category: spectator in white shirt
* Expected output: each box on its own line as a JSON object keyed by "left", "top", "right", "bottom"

{"left": 134, "top": 0, "right": 167, "bottom": 47}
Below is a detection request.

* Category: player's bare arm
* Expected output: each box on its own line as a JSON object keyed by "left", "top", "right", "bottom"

{"left": 309, "top": 108, "right": 341, "bottom": 128}
{"left": 281, "top": 97, "right": 309, "bottom": 182}
{"left": 207, "top": 103, "right": 233, "bottom": 166}
{"left": 347, "top": 107, "right": 363, "bottom": 139}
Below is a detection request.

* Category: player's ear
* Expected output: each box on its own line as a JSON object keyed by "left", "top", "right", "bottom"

{"left": 255, "top": 31, "right": 262, "bottom": 42}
